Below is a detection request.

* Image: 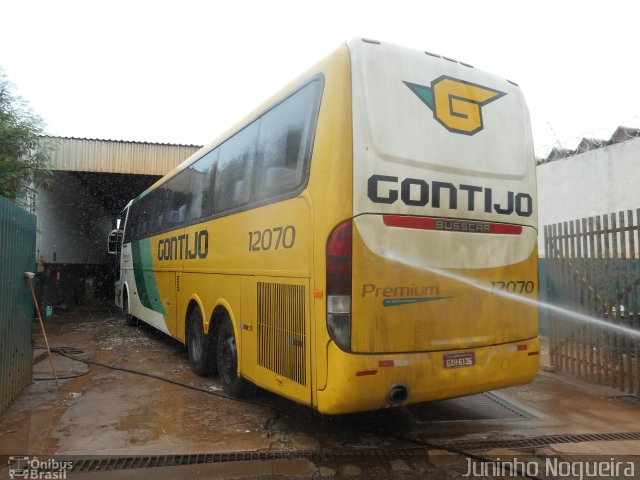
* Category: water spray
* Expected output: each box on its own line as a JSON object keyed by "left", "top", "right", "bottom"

{"left": 385, "top": 255, "right": 640, "bottom": 340}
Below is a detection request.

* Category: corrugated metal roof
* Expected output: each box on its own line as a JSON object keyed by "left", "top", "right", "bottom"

{"left": 42, "top": 136, "right": 203, "bottom": 176}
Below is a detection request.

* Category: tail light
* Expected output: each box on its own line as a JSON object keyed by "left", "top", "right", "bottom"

{"left": 326, "top": 219, "right": 352, "bottom": 351}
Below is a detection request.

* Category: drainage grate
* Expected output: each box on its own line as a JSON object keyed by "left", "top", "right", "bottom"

{"left": 67, "top": 450, "right": 423, "bottom": 472}
{"left": 408, "top": 392, "right": 533, "bottom": 422}
{"left": 65, "top": 432, "right": 640, "bottom": 471}
{"left": 445, "top": 431, "right": 640, "bottom": 451}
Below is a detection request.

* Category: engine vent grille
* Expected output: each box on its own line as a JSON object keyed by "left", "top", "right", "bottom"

{"left": 257, "top": 282, "right": 306, "bottom": 385}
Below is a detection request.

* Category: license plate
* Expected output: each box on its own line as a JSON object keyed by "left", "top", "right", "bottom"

{"left": 443, "top": 352, "right": 476, "bottom": 369}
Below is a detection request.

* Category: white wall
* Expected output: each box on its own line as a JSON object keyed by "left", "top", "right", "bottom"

{"left": 537, "top": 138, "right": 640, "bottom": 253}
{"left": 36, "top": 172, "right": 113, "bottom": 264}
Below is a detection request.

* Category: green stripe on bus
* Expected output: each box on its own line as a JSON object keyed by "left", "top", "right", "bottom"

{"left": 132, "top": 239, "right": 167, "bottom": 315}
{"left": 382, "top": 296, "right": 453, "bottom": 307}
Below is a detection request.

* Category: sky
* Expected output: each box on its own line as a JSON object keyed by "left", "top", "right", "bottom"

{"left": 1, "top": 0, "right": 639, "bottom": 159}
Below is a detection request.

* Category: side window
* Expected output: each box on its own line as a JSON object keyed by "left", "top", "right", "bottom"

{"left": 151, "top": 186, "right": 171, "bottom": 234}
{"left": 124, "top": 205, "right": 136, "bottom": 243}
{"left": 186, "top": 148, "right": 218, "bottom": 221}
{"left": 214, "top": 122, "right": 259, "bottom": 214}
{"left": 123, "top": 77, "right": 324, "bottom": 230}
{"left": 136, "top": 195, "right": 152, "bottom": 240}
{"left": 254, "top": 80, "right": 321, "bottom": 202}
{"left": 146, "top": 191, "right": 159, "bottom": 237}
{"left": 163, "top": 171, "right": 192, "bottom": 229}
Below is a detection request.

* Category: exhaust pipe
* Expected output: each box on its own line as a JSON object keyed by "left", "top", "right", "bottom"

{"left": 388, "top": 384, "right": 409, "bottom": 405}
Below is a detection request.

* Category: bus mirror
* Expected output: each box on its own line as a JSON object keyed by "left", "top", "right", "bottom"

{"left": 108, "top": 229, "right": 123, "bottom": 255}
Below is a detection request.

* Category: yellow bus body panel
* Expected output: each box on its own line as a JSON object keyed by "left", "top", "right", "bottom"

{"left": 350, "top": 227, "right": 540, "bottom": 353}
{"left": 314, "top": 228, "right": 540, "bottom": 414}
{"left": 317, "top": 336, "right": 540, "bottom": 414}
{"left": 305, "top": 47, "right": 354, "bottom": 403}
{"left": 140, "top": 45, "right": 353, "bottom": 407}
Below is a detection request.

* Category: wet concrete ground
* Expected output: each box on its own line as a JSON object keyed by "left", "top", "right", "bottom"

{"left": 1, "top": 309, "right": 639, "bottom": 479}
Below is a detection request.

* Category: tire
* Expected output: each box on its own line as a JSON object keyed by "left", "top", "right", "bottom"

{"left": 216, "top": 315, "right": 250, "bottom": 397}
{"left": 123, "top": 290, "right": 137, "bottom": 326}
{"left": 187, "top": 306, "right": 217, "bottom": 376}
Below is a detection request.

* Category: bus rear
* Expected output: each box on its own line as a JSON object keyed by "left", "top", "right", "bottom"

{"left": 318, "top": 40, "right": 539, "bottom": 414}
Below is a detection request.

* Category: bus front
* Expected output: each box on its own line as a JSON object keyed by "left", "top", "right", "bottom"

{"left": 318, "top": 40, "right": 539, "bottom": 414}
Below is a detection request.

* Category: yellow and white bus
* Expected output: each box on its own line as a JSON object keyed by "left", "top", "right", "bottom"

{"left": 111, "top": 39, "right": 539, "bottom": 414}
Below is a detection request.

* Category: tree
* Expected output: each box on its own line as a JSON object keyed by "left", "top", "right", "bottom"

{"left": 0, "top": 68, "right": 52, "bottom": 203}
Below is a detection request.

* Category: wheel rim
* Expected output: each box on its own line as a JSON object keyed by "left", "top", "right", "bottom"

{"left": 123, "top": 293, "right": 133, "bottom": 323}
{"left": 189, "top": 315, "right": 203, "bottom": 360}
{"left": 220, "top": 332, "right": 237, "bottom": 385}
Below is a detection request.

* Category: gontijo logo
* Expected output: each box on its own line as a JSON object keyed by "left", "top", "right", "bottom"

{"left": 403, "top": 75, "right": 506, "bottom": 135}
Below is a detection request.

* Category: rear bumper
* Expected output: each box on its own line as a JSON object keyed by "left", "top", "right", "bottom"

{"left": 316, "top": 336, "right": 540, "bottom": 414}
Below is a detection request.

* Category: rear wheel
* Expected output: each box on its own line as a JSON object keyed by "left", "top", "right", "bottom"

{"left": 217, "top": 316, "right": 250, "bottom": 397}
{"left": 187, "top": 306, "right": 217, "bottom": 376}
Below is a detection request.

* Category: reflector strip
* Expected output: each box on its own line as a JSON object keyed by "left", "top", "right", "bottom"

{"left": 528, "top": 351, "right": 540, "bottom": 356}
{"left": 382, "top": 215, "right": 523, "bottom": 235}
{"left": 378, "top": 359, "right": 409, "bottom": 368}
{"left": 508, "top": 344, "right": 529, "bottom": 352}
{"left": 356, "top": 370, "right": 378, "bottom": 377}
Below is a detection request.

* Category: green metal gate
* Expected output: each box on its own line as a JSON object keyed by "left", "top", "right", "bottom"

{"left": 0, "top": 196, "right": 36, "bottom": 413}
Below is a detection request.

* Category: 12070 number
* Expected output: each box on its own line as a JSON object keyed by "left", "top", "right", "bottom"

{"left": 248, "top": 225, "right": 296, "bottom": 251}
{"left": 491, "top": 280, "right": 535, "bottom": 294}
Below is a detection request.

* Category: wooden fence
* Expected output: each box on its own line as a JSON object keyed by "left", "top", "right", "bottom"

{"left": 544, "top": 210, "right": 640, "bottom": 396}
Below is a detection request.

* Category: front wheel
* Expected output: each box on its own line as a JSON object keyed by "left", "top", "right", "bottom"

{"left": 217, "top": 316, "right": 250, "bottom": 397}
{"left": 123, "top": 290, "right": 137, "bottom": 326}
